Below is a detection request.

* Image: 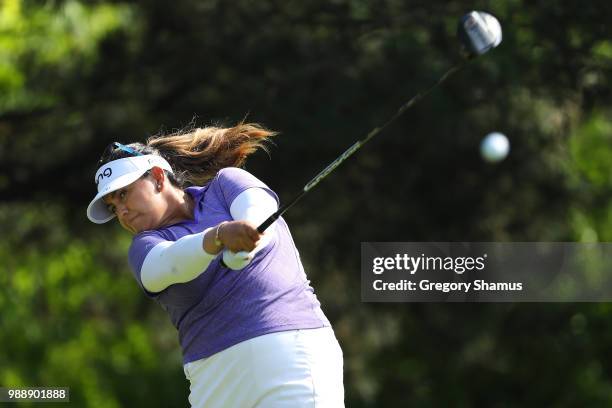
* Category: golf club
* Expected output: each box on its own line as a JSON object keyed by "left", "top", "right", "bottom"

{"left": 257, "top": 10, "right": 503, "bottom": 233}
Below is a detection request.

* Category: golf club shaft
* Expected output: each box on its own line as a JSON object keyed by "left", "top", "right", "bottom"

{"left": 257, "top": 61, "right": 467, "bottom": 233}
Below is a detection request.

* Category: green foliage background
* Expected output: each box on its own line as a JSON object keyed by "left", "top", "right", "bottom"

{"left": 1, "top": 0, "right": 611, "bottom": 406}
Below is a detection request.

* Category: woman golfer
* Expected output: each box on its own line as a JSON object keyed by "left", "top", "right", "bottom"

{"left": 86, "top": 122, "right": 344, "bottom": 407}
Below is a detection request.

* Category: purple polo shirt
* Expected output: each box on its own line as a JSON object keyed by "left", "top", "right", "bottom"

{"left": 128, "top": 167, "right": 330, "bottom": 364}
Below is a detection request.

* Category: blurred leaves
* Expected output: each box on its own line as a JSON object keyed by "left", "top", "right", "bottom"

{"left": 570, "top": 112, "right": 612, "bottom": 189}
{"left": 568, "top": 111, "right": 612, "bottom": 241}
{"left": 0, "top": 0, "right": 137, "bottom": 113}
{"left": 0, "top": 202, "right": 186, "bottom": 406}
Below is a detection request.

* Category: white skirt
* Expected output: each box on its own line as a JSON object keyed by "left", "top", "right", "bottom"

{"left": 183, "top": 327, "right": 344, "bottom": 407}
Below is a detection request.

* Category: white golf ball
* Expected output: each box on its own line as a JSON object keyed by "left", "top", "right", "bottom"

{"left": 480, "top": 132, "right": 509, "bottom": 163}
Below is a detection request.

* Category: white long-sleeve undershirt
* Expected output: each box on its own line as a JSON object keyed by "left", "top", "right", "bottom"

{"left": 140, "top": 187, "right": 278, "bottom": 293}
{"left": 221, "top": 188, "right": 277, "bottom": 270}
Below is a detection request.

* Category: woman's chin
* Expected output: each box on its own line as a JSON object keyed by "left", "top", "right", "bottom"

{"left": 131, "top": 218, "right": 155, "bottom": 233}
{"left": 121, "top": 218, "right": 142, "bottom": 234}
{"left": 131, "top": 222, "right": 145, "bottom": 234}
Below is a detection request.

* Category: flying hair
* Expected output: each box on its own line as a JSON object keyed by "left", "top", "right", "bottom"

{"left": 96, "top": 119, "right": 277, "bottom": 188}
{"left": 147, "top": 120, "right": 276, "bottom": 186}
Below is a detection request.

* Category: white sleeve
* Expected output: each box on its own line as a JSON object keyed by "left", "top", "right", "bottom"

{"left": 222, "top": 187, "right": 278, "bottom": 270}
{"left": 140, "top": 229, "right": 216, "bottom": 293}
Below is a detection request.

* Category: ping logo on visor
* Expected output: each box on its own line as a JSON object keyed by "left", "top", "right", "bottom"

{"left": 96, "top": 167, "right": 112, "bottom": 185}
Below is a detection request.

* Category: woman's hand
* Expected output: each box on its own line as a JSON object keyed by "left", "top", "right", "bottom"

{"left": 217, "top": 220, "right": 262, "bottom": 253}
{"left": 202, "top": 220, "right": 263, "bottom": 255}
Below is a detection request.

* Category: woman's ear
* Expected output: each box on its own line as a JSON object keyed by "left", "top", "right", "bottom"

{"left": 150, "top": 166, "right": 166, "bottom": 191}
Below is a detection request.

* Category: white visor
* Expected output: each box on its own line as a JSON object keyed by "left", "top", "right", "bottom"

{"left": 87, "top": 155, "right": 174, "bottom": 224}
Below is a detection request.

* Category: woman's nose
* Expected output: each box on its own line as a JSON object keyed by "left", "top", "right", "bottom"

{"left": 116, "top": 203, "right": 129, "bottom": 218}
